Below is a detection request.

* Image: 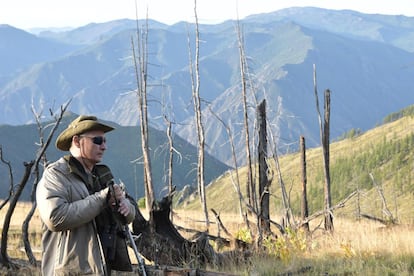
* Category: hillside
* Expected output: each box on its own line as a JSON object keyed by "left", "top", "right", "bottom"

{"left": 180, "top": 106, "right": 414, "bottom": 224}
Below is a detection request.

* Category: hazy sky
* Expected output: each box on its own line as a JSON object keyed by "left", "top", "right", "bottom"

{"left": 1, "top": 0, "right": 414, "bottom": 30}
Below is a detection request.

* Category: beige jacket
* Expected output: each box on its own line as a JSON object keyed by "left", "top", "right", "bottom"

{"left": 36, "top": 157, "right": 133, "bottom": 275}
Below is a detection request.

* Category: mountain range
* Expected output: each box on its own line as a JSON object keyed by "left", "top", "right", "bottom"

{"left": 0, "top": 112, "right": 230, "bottom": 201}
{"left": 1, "top": 7, "right": 414, "bottom": 168}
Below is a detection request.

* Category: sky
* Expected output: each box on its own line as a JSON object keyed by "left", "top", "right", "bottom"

{"left": 1, "top": 0, "right": 414, "bottom": 31}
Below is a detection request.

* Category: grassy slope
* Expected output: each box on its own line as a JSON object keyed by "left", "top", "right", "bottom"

{"left": 3, "top": 113, "right": 414, "bottom": 274}
{"left": 179, "top": 113, "right": 414, "bottom": 224}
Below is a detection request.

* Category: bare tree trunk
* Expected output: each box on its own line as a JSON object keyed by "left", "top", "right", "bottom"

{"left": 22, "top": 102, "right": 70, "bottom": 265}
{"left": 131, "top": 15, "right": 155, "bottom": 213}
{"left": 1, "top": 161, "right": 34, "bottom": 268}
{"left": 300, "top": 136, "right": 309, "bottom": 232}
{"left": 236, "top": 20, "right": 254, "bottom": 213}
{"left": 208, "top": 107, "right": 249, "bottom": 227}
{"left": 0, "top": 146, "right": 14, "bottom": 210}
{"left": 266, "top": 99, "right": 292, "bottom": 230}
{"left": 22, "top": 108, "right": 46, "bottom": 265}
{"left": 313, "top": 64, "right": 333, "bottom": 231}
{"left": 22, "top": 204, "right": 37, "bottom": 265}
{"left": 257, "top": 100, "right": 270, "bottom": 235}
{"left": 322, "top": 89, "right": 333, "bottom": 231}
{"left": 188, "top": 0, "right": 209, "bottom": 228}
{"left": 369, "top": 173, "right": 396, "bottom": 224}
{"left": 164, "top": 116, "right": 174, "bottom": 222}
{"left": 164, "top": 116, "right": 174, "bottom": 196}
{"left": 273, "top": 144, "right": 292, "bottom": 228}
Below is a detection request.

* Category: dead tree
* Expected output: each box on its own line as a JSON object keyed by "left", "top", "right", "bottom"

{"left": 0, "top": 146, "right": 14, "bottom": 210}
{"left": 313, "top": 64, "right": 333, "bottom": 231}
{"left": 0, "top": 103, "right": 69, "bottom": 268}
{"left": 300, "top": 136, "right": 309, "bottom": 232}
{"left": 131, "top": 15, "right": 155, "bottom": 213}
{"left": 0, "top": 161, "right": 34, "bottom": 268}
{"left": 131, "top": 194, "right": 249, "bottom": 269}
{"left": 187, "top": 0, "right": 209, "bottom": 229}
{"left": 23, "top": 105, "right": 70, "bottom": 265}
{"left": 208, "top": 107, "right": 249, "bottom": 228}
{"left": 299, "top": 190, "right": 358, "bottom": 228}
{"left": 265, "top": 99, "right": 294, "bottom": 231}
{"left": 359, "top": 173, "right": 397, "bottom": 226}
{"left": 257, "top": 100, "right": 270, "bottom": 236}
{"left": 272, "top": 141, "right": 293, "bottom": 229}
{"left": 236, "top": 20, "right": 255, "bottom": 213}
{"left": 164, "top": 116, "right": 174, "bottom": 196}
{"left": 322, "top": 89, "right": 333, "bottom": 231}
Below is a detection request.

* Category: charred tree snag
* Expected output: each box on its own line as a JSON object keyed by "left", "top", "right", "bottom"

{"left": 300, "top": 136, "right": 309, "bottom": 232}
{"left": 322, "top": 89, "right": 333, "bottom": 231}
{"left": 257, "top": 100, "right": 270, "bottom": 235}
{"left": 313, "top": 64, "right": 333, "bottom": 232}
{"left": 131, "top": 194, "right": 249, "bottom": 269}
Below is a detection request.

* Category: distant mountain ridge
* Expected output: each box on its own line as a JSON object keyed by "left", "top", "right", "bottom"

{"left": 0, "top": 112, "right": 230, "bottom": 201}
{"left": 0, "top": 24, "right": 79, "bottom": 79}
{"left": 1, "top": 7, "right": 414, "bottom": 166}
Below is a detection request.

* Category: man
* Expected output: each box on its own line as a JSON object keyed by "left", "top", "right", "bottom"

{"left": 36, "top": 115, "right": 135, "bottom": 275}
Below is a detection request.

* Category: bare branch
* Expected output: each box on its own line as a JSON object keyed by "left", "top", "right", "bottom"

{"left": 368, "top": 172, "right": 396, "bottom": 224}
{"left": 300, "top": 190, "right": 358, "bottom": 226}
{"left": 0, "top": 146, "right": 14, "bottom": 210}
{"left": 23, "top": 100, "right": 71, "bottom": 265}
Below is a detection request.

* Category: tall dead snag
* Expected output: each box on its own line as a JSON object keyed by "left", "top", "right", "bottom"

{"left": 257, "top": 100, "right": 270, "bottom": 236}
{"left": 236, "top": 19, "right": 255, "bottom": 212}
{"left": 163, "top": 115, "right": 178, "bottom": 222}
{"left": 131, "top": 15, "right": 155, "bottom": 213}
{"left": 322, "top": 89, "right": 333, "bottom": 231}
{"left": 209, "top": 107, "right": 249, "bottom": 227}
{"left": 300, "top": 136, "right": 309, "bottom": 232}
{"left": 163, "top": 116, "right": 174, "bottom": 196}
{"left": 188, "top": 0, "right": 209, "bottom": 228}
{"left": 313, "top": 64, "right": 333, "bottom": 231}
{"left": 273, "top": 144, "right": 292, "bottom": 228}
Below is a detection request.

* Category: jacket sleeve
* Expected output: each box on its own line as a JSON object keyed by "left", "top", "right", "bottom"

{"left": 37, "top": 166, "right": 109, "bottom": 232}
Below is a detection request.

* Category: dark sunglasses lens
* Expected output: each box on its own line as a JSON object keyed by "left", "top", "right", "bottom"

{"left": 92, "top": 136, "right": 105, "bottom": 145}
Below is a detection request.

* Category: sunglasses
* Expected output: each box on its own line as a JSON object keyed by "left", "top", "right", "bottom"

{"left": 80, "top": 135, "right": 106, "bottom": 145}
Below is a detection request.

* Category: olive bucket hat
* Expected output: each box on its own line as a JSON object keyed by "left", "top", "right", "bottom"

{"left": 56, "top": 115, "right": 115, "bottom": 151}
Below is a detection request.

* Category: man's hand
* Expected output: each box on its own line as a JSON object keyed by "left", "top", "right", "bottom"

{"left": 117, "top": 198, "right": 131, "bottom": 217}
{"left": 108, "top": 184, "right": 130, "bottom": 216}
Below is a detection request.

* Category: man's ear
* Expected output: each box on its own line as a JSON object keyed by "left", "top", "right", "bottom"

{"left": 72, "top": 135, "right": 81, "bottom": 148}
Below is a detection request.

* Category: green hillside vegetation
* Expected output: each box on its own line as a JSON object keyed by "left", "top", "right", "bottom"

{"left": 180, "top": 106, "right": 414, "bottom": 224}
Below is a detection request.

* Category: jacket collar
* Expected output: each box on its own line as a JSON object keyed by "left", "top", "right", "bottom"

{"left": 64, "top": 155, "right": 97, "bottom": 192}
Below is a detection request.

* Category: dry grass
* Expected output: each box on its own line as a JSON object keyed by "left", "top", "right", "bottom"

{"left": 0, "top": 201, "right": 42, "bottom": 260}
{"left": 174, "top": 209, "right": 414, "bottom": 256}
{"left": 172, "top": 209, "right": 414, "bottom": 275}
{"left": 2, "top": 203, "right": 414, "bottom": 274}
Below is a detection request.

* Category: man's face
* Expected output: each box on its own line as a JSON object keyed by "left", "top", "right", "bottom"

{"left": 78, "top": 130, "right": 107, "bottom": 164}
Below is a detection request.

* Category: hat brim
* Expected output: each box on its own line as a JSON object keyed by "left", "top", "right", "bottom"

{"left": 56, "top": 120, "right": 114, "bottom": 151}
